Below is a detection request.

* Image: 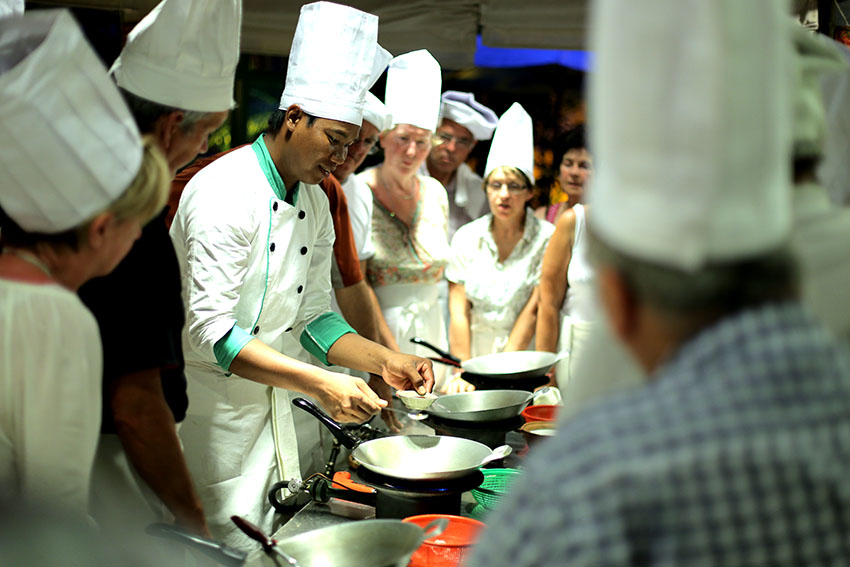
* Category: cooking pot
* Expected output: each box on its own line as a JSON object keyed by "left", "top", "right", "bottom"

{"left": 424, "top": 389, "right": 533, "bottom": 422}
{"left": 293, "top": 398, "right": 504, "bottom": 480}
{"left": 411, "top": 337, "right": 564, "bottom": 381}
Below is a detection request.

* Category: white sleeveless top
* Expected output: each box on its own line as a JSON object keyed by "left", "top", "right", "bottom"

{"left": 562, "top": 204, "right": 596, "bottom": 322}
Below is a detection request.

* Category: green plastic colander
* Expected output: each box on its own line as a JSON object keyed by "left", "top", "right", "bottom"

{"left": 470, "top": 468, "right": 522, "bottom": 510}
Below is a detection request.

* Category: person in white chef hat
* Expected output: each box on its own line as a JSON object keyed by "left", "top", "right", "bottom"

{"left": 357, "top": 49, "right": 454, "bottom": 388}
{"left": 423, "top": 91, "right": 499, "bottom": 239}
{"left": 76, "top": 0, "right": 242, "bottom": 540}
{"left": 0, "top": 9, "right": 168, "bottom": 516}
{"left": 444, "top": 102, "right": 555, "bottom": 393}
{"left": 467, "top": 0, "right": 850, "bottom": 565}
{"left": 169, "top": 2, "right": 435, "bottom": 550}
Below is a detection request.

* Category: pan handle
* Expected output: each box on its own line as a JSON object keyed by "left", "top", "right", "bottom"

{"left": 146, "top": 523, "right": 247, "bottom": 567}
{"left": 291, "top": 397, "right": 360, "bottom": 449}
{"left": 410, "top": 337, "right": 461, "bottom": 364}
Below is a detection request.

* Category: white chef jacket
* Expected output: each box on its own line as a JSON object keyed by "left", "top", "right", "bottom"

{"left": 170, "top": 138, "right": 353, "bottom": 550}
{"left": 420, "top": 161, "right": 488, "bottom": 241}
{"left": 791, "top": 182, "right": 850, "bottom": 343}
{"left": 0, "top": 279, "right": 101, "bottom": 514}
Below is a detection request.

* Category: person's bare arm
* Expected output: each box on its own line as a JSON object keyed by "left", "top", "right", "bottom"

{"left": 536, "top": 210, "right": 576, "bottom": 352}
{"left": 504, "top": 286, "right": 540, "bottom": 352}
{"left": 334, "top": 280, "right": 379, "bottom": 343}
{"left": 448, "top": 282, "right": 472, "bottom": 361}
{"left": 109, "top": 369, "right": 209, "bottom": 538}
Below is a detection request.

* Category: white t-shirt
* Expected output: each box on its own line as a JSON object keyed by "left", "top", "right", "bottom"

{"left": 0, "top": 279, "right": 102, "bottom": 514}
{"left": 340, "top": 174, "right": 375, "bottom": 261}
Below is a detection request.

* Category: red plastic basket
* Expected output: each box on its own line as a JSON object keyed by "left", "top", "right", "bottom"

{"left": 521, "top": 404, "right": 559, "bottom": 423}
{"left": 402, "top": 514, "right": 485, "bottom": 567}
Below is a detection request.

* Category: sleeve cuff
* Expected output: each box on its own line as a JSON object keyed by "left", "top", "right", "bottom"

{"left": 213, "top": 325, "right": 254, "bottom": 371}
{"left": 300, "top": 311, "right": 356, "bottom": 366}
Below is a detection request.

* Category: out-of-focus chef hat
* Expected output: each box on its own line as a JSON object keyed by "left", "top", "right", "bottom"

{"left": 439, "top": 91, "right": 498, "bottom": 141}
{"left": 0, "top": 10, "right": 142, "bottom": 234}
{"left": 791, "top": 23, "right": 847, "bottom": 159}
{"left": 587, "top": 0, "right": 793, "bottom": 271}
{"left": 0, "top": 0, "right": 23, "bottom": 18}
{"left": 111, "top": 0, "right": 241, "bottom": 113}
{"left": 484, "top": 103, "right": 534, "bottom": 184}
{"left": 362, "top": 91, "right": 391, "bottom": 131}
{"left": 280, "top": 1, "right": 391, "bottom": 126}
{"left": 385, "top": 50, "right": 442, "bottom": 132}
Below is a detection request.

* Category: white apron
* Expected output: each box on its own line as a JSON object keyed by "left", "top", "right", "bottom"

{"left": 170, "top": 146, "right": 336, "bottom": 551}
{"left": 374, "top": 282, "right": 448, "bottom": 389}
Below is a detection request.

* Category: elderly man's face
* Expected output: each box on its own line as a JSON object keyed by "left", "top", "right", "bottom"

{"left": 426, "top": 119, "right": 476, "bottom": 175}
{"left": 333, "top": 120, "right": 380, "bottom": 182}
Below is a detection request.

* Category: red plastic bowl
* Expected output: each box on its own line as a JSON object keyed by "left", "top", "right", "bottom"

{"left": 402, "top": 514, "right": 485, "bottom": 567}
{"left": 521, "top": 404, "right": 560, "bottom": 423}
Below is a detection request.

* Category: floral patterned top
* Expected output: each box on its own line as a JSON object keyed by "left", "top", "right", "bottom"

{"left": 363, "top": 174, "right": 450, "bottom": 287}
{"left": 447, "top": 210, "right": 555, "bottom": 335}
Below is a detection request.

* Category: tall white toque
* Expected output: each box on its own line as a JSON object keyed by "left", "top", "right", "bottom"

{"left": 362, "top": 91, "right": 392, "bottom": 131}
{"left": 0, "top": 10, "right": 142, "bottom": 234}
{"left": 587, "top": 0, "right": 794, "bottom": 271}
{"left": 440, "top": 91, "right": 498, "bottom": 141}
{"left": 385, "top": 49, "right": 442, "bottom": 132}
{"left": 111, "top": 0, "right": 242, "bottom": 113}
{"left": 484, "top": 102, "right": 535, "bottom": 184}
{"left": 279, "top": 1, "right": 391, "bottom": 127}
{"left": 0, "top": 0, "right": 23, "bottom": 19}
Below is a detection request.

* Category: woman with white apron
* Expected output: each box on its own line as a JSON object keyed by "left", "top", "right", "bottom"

{"left": 359, "top": 50, "right": 452, "bottom": 390}
{"left": 537, "top": 135, "right": 597, "bottom": 388}
{"left": 444, "top": 103, "right": 555, "bottom": 393}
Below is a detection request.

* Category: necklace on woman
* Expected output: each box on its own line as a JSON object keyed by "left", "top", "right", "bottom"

{"left": 4, "top": 248, "right": 53, "bottom": 278}
{"left": 379, "top": 167, "right": 417, "bottom": 201}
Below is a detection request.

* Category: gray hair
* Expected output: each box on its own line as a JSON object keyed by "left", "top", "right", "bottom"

{"left": 118, "top": 87, "right": 214, "bottom": 135}
{"left": 588, "top": 228, "right": 799, "bottom": 336}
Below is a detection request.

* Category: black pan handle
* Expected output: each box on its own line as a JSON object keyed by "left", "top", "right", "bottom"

{"left": 145, "top": 523, "right": 246, "bottom": 567}
{"left": 410, "top": 337, "right": 461, "bottom": 364}
{"left": 291, "top": 397, "right": 360, "bottom": 449}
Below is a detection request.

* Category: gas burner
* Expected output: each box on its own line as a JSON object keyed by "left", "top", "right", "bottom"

{"left": 461, "top": 372, "right": 548, "bottom": 392}
{"left": 421, "top": 414, "right": 525, "bottom": 449}
{"left": 353, "top": 467, "right": 484, "bottom": 496}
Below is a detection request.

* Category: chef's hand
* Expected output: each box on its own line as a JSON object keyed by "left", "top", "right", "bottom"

{"left": 369, "top": 374, "right": 402, "bottom": 432}
{"left": 440, "top": 371, "right": 475, "bottom": 395}
{"left": 314, "top": 371, "right": 386, "bottom": 423}
{"left": 379, "top": 352, "right": 435, "bottom": 395}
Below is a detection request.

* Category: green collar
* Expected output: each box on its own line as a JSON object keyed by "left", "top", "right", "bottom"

{"left": 251, "top": 134, "right": 299, "bottom": 205}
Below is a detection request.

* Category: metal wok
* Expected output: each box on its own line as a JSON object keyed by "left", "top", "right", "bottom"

{"left": 425, "top": 389, "right": 533, "bottom": 422}
{"left": 411, "top": 337, "right": 565, "bottom": 380}
{"left": 293, "top": 398, "right": 500, "bottom": 480}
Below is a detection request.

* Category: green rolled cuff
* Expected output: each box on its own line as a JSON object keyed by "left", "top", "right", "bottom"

{"left": 300, "top": 311, "right": 356, "bottom": 366}
{"left": 213, "top": 325, "right": 254, "bottom": 371}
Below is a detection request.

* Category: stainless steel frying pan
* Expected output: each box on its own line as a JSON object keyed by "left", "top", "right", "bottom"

{"left": 425, "top": 390, "right": 533, "bottom": 422}
{"left": 293, "top": 398, "right": 503, "bottom": 481}
{"left": 411, "top": 337, "right": 565, "bottom": 380}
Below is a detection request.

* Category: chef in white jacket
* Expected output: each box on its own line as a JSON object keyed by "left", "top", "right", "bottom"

{"left": 169, "top": 2, "right": 434, "bottom": 550}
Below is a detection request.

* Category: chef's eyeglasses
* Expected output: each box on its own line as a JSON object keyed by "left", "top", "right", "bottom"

{"left": 433, "top": 132, "right": 475, "bottom": 150}
{"left": 486, "top": 181, "right": 528, "bottom": 193}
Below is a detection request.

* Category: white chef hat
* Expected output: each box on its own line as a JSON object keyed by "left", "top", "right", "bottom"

{"left": 279, "top": 1, "right": 391, "bottom": 126}
{"left": 362, "top": 91, "right": 391, "bottom": 131}
{"left": 587, "top": 0, "right": 793, "bottom": 272}
{"left": 440, "top": 91, "right": 498, "bottom": 141}
{"left": 385, "top": 50, "right": 442, "bottom": 132}
{"left": 111, "top": 0, "right": 241, "bottom": 113}
{"left": 0, "top": 10, "right": 142, "bottom": 234}
{"left": 484, "top": 103, "right": 534, "bottom": 184}
{"left": 0, "top": 0, "right": 23, "bottom": 18}
{"left": 791, "top": 23, "right": 847, "bottom": 159}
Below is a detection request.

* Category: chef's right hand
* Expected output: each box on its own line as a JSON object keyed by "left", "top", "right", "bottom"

{"left": 314, "top": 370, "right": 387, "bottom": 423}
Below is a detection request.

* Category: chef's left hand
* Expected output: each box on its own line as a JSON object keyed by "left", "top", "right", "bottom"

{"left": 380, "top": 352, "right": 434, "bottom": 395}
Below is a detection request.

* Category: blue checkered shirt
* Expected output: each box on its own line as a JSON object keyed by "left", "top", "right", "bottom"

{"left": 467, "top": 303, "right": 850, "bottom": 566}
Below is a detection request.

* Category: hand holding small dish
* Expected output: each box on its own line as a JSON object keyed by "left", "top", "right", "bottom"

{"left": 398, "top": 390, "right": 438, "bottom": 410}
